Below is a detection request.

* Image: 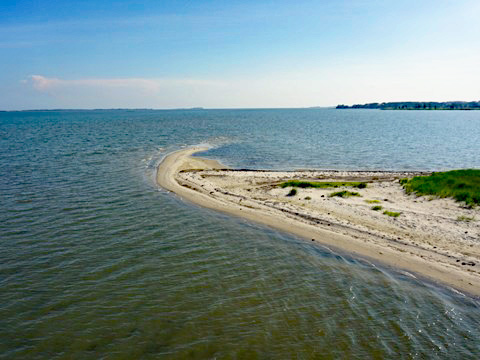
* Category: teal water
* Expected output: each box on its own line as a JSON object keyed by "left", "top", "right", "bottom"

{"left": 1, "top": 109, "right": 479, "bottom": 359}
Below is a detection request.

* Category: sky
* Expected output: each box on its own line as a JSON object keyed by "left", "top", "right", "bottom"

{"left": 1, "top": 0, "right": 479, "bottom": 110}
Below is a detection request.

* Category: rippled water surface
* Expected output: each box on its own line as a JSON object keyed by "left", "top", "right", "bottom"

{"left": 1, "top": 109, "right": 479, "bottom": 359}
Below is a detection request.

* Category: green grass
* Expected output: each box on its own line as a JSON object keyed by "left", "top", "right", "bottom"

{"left": 280, "top": 180, "right": 367, "bottom": 189}
{"left": 286, "top": 189, "right": 297, "bottom": 197}
{"left": 457, "top": 215, "right": 475, "bottom": 222}
{"left": 400, "top": 169, "right": 480, "bottom": 206}
{"left": 383, "top": 210, "right": 401, "bottom": 217}
{"left": 371, "top": 205, "right": 383, "bottom": 211}
{"left": 365, "top": 199, "right": 381, "bottom": 204}
{"left": 329, "top": 190, "right": 361, "bottom": 198}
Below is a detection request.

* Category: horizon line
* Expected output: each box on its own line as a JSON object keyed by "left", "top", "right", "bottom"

{"left": 0, "top": 106, "right": 337, "bottom": 112}
{"left": 3, "top": 100, "right": 480, "bottom": 112}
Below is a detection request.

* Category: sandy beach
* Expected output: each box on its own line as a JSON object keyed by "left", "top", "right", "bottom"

{"left": 157, "top": 147, "right": 480, "bottom": 297}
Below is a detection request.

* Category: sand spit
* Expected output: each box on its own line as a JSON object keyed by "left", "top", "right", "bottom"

{"left": 157, "top": 147, "right": 480, "bottom": 297}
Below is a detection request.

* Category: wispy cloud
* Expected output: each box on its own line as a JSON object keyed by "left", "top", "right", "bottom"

{"left": 24, "top": 75, "right": 229, "bottom": 109}
{"left": 28, "top": 75, "right": 224, "bottom": 91}
{"left": 29, "top": 75, "right": 164, "bottom": 91}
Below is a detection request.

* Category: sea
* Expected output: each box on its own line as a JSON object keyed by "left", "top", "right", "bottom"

{"left": 1, "top": 108, "right": 479, "bottom": 359}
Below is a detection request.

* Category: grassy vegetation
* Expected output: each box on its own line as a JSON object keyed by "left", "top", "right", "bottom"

{"left": 457, "top": 215, "right": 475, "bottom": 222}
{"left": 371, "top": 205, "right": 383, "bottom": 211}
{"left": 304, "top": 196, "right": 311, "bottom": 200}
{"left": 286, "top": 189, "right": 297, "bottom": 197}
{"left": 400, "top": 169, "right": 480, "bottom": 206}
{"left": 280, "top": 180, "right": 367, "bottom": 189}
{"left": 383, "top": 210, "right": 401, "bottom": 217}
{"left": 329, "top": 190, "right": 361, "bottom": 198}
{"left": 365, "top": 199, "right": 381, "bottom": 204}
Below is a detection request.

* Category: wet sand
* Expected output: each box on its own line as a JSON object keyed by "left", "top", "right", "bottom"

{"left": 157, "top": 147, "right": 480, "bottom": 297}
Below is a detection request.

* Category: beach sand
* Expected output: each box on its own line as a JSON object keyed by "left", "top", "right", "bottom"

{"left": 157, "top": 147, "right": 480, "bottom": 297}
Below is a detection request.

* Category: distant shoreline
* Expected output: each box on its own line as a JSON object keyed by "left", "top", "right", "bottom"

{"left": 2, "top": 104, "right": 480, "bottom": 112}
{"left": 157, "top": 147, "right": 480, "bottom": 297}
{"left": 337, "top": 101, "right": 480, "bottom": 110}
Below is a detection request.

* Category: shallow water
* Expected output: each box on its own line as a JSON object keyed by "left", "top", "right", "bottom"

{"left": 1, "top": 109, "right": 479, "bottom": 358}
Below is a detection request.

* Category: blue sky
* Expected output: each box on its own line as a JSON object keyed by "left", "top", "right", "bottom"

{"left": 1, "top": 0, "right": 479, "bottom": 109}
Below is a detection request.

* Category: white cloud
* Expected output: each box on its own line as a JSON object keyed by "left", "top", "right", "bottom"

{"left": 30, "top": 75, "right": 63, "bottom": 90}
{"left": 28, "top": 75, "right": 227, "bottom": 90}
{"left": 26, "top": 75, "right": 228, "bottom": 108}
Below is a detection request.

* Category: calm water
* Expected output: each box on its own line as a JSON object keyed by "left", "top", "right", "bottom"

{"left": 1, "top": 109, "right": 479, "bottom": 359}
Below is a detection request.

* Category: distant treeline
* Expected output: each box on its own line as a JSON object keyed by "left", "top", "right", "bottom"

{"left": 336, "top": 101, "right": 480, "bottom": 110}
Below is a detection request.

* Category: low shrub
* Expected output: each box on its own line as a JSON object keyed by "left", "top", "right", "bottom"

{"left": 286, "top": 189, "right": 297, "bottom": 197}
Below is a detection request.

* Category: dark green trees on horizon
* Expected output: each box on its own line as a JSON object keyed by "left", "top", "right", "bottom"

{"left": 337, "top": 101, "right": 480, "bottom": 110}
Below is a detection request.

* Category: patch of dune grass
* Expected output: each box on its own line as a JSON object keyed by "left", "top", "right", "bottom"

{"left": 280, "top": 180, "right": 367, "bottom": 189}
{"left": 383, "top": 210, "right": 401, "bottom": 217}
{"left": 400, "top": 169, "right": 480, "bottom": 206}
{"left": 365, "top": 199, "right": 381, "bottom": 204}
{"left": 457, "top": 215, "right": 475, "bottom": 222}
{"left": 329, "top": 190, "right": 361, "bottom": 198}
{"left": 371, "top": 205, "right": 383, "bottom": 211}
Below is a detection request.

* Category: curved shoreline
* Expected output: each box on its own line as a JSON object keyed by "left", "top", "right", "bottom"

{"left": 157, "top": 147, "right": 480, "bottom": 297}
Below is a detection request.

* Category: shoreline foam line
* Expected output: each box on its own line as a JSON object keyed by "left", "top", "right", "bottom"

{"left": 156, "top": 147, "right": 480, "bottom": 297}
